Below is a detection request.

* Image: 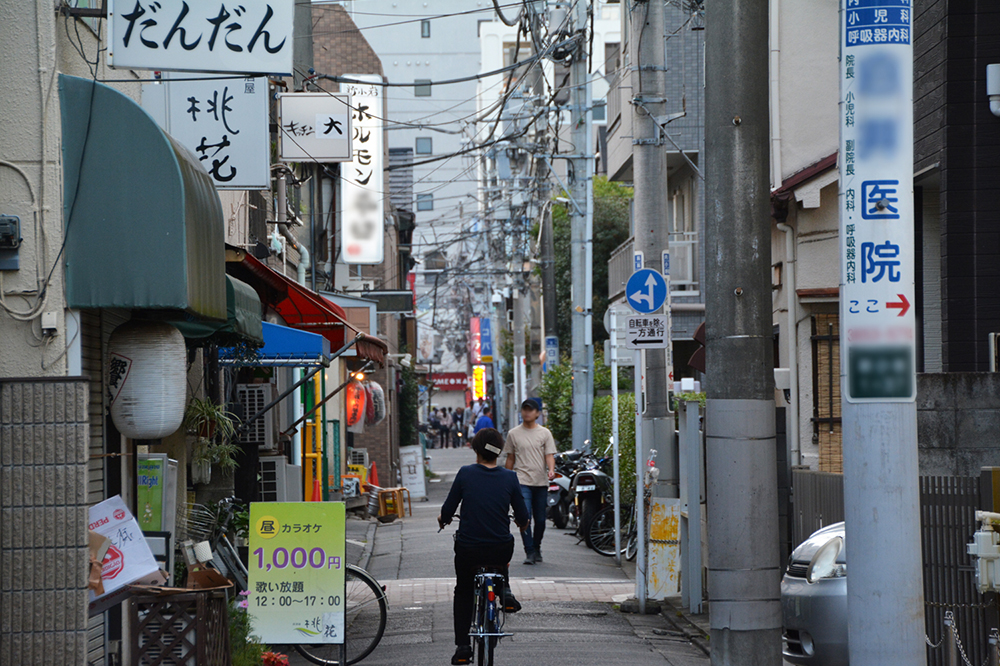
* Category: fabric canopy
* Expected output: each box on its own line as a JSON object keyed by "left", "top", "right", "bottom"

{"left": 228, "top": 252, "right": 387, "bottom": 365}
{"left": 172, "top": 276, "right": 264, "bottom": 347}
{"left": 219, "top": 322, "right": 330, "bottom": 367}
{"left": 59, "top": 74, "right": 226, "bottom": 319}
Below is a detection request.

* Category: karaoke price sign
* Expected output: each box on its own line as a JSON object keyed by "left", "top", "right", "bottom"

{"left": 249, "top": 502, "right": 346, "bottom": 643}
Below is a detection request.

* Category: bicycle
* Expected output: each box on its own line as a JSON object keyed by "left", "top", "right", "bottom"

{"left": 291, "top": 563, "right": 389, "bottom": 666}
{"left": 184, "top": 497, "right": 249, "bottom": 592}
{"left": 469, "top": 566, "right": 513, "bottom": 666}
{"left": 583, "top": 448, "right": 659, "bottom": 561}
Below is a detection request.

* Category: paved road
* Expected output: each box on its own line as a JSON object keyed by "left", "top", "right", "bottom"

{"left": 286, "top": 447, "right": 708, "bottom": 666}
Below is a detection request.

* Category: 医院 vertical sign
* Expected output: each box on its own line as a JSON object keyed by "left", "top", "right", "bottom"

{"left": 142, "top": 73, "right": 269, "bottom": 189}
{"left": 840, "top": 0, "right": 915, "bottom": 402}
{"left": 109, "top": 0, "right": 294, "bottom": 75}
{"left": 340, "top": 75, "right": 384, "bottom": 264}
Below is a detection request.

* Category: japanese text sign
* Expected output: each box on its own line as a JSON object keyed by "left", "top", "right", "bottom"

{"left": 428, "top": 373, "right": 468, "bottom": 391}
{"left": 840, "top": 0, "right": 915, "bottom": 402}
{"left": 142, "top": 73, "right": 269, "bottom": 189}
{"left": 109, "top": 0, "right": 294, "bottom": 75}
{"left": 340, "top": 75, "right": 385, "bottom": 264}
{"left": 278, "top": 93, "right": 353, "bottom": 163}
{"left": 472, "top": 365, "right": 487, "bottom": 400}
{"left": 480, "top": 318, "right": 494, "bottom": 363}
{"left": 625, "top": 315, "right": 670, "bottom": 350}
{"left": 470, "top": 317, "right": 481, "bottom": 365}
{"left": 249, "top": 502, "right": 346, "bottom": 644}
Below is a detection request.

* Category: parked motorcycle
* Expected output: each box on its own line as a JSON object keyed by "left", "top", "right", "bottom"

{"left": 547, "top": 450, "right": 583, "bottom": 529}
{"left": 569, "top": 450, "right": 614, "bottom": 538}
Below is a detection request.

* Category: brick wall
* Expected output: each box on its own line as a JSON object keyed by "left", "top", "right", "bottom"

{"left": 0, "top": 378, "right": 90, "bottom": 666}
{"left": 312, "top": 4, "right": 385, "bottom": 86}
{"left": 351, "top": 367, "right": 399, "bottom": 486}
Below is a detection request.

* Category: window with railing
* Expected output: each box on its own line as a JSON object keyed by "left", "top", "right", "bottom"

{"left": 670, "top": 180, "right": 699, "bottom": 292}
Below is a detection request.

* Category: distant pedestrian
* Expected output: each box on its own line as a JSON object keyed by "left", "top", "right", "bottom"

{"left": 439, "top": 408, "right": 453, "bottom": 448}
{"left": 452, "top": 407, "right": 465, "bottom": 448}
{"left": 429, "top": 409, "right": 441, "bottom": 449}
{"left": 503, "top": 399, "right": 556, "bottom": 565}
{"left": 474, "top": 407, "right": 494, "bottom": 434}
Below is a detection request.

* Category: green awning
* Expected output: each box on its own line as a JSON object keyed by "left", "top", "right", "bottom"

{"left": 59, "top": 74, "right": 226, "bottom": 320}
{"left": 171, "top": 276, "right": 264, "bottom": 347}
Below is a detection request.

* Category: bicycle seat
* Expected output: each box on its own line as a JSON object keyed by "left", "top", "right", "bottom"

{"left": 476, "top": 565, "right": 507, "bottom": 576}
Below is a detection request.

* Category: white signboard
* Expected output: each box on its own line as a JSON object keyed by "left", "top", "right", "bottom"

{"left": 108, "top": 0, "right": 294, "bottom": 75}
{"left": 625, "top": 315, "right": 670, "bottom": 350}
{"left": 341, "top": 75, "right": 385, "bottom": 264}
{"left": 839, "top": 0, "right": 915, "bottom": 402}
{"left": 278, "top": 93, "right": 353, "bottom": 163}
{"left": 399, "top": 445, "right": 427, "bottom": 500}
{"left": 142, "top": 74, "right": 269, "bottom": 189}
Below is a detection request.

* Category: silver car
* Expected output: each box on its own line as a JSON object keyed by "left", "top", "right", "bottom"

{"left": 781, "top": 522, "right": 848, "bottom": 665}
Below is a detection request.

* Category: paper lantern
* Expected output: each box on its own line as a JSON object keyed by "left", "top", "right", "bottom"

{"left": 107, "top": 320, "right": 187, "bottom": 439}
{"left": 368, "top": 382, "right": 387, "bottom": 425}
{"left": 345, "top": 380, "right": 367, "bottom": 427}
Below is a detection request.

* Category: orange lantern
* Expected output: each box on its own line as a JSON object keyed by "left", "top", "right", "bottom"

{"left": 345, "top": 380, "right": 367, "bottom": 427}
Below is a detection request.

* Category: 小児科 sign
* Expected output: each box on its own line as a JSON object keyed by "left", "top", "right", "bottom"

{"left": 249, "top": 502, "right": 346, "bottom": 644}
{"left": 109, "top": 0, "right": 294, "bottom": 75}
{"left": 840, "top": 0, "right": 915, "bottom": 402}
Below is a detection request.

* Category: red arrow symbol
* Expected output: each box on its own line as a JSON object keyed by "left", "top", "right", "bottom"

{"left": 886, "top": 293, "right": 910, "bottom": 317}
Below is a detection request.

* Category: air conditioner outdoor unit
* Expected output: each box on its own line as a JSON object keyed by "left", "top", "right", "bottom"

{"left": 349, "top": 448, "right": 370, "bottom": 467}
{"left": 237, "top": 383, "right": 276, "bottom": 451}
{"left": 259, "top": 456, "right": 303, "bottom": 502}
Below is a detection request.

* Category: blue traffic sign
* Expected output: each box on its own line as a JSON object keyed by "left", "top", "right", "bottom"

{"left": 626, "top": 269, "right": 668, "bottom": 314}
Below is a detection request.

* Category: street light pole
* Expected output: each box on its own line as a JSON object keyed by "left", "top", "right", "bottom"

{"left": 569, "top": 0, "right": 594, "bottom": 452}
{"left": 704, "top": 0, "right": 782, "bottom": 662}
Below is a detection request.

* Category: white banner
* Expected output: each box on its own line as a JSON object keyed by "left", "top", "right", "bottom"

{"left": 109, "top": 0, "right": 294, "bottom": 75}
{"left": 278, "top": 93, "right": 353, "bottom": 163}
{"left": 142, "top": 73, "right": 269, "bottom": 189}
{"left": 340, "top": 76, "right": 385, "bottom": 264}
{"left": 839, "top": 0, "right": 915, "bottom": 402}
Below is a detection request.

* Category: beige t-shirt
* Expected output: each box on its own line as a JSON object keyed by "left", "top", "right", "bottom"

{"left": 503, "top": 424, "right": 557, "bottom": 487}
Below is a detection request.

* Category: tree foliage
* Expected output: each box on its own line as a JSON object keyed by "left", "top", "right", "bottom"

{"left": 398, "top": 346, "right": 420, "bottom": 448}
{"left": 552, "top": 176, "right": 634, "bottom": 355}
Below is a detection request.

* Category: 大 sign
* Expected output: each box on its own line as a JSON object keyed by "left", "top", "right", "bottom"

{"left": 142, "top": 73, "right": 269, "bottom": 189}
{"left": 839, "top": 0, "right": 915, "bottom": 402}
{"left": 109, "top": 0, "right": 294, "bottom": 75}
{"left": 249, "top": 502, "right": 346, "bottom": 644}
{"left": 341, "top": 75, "right": 385, "bottom": 264}
{"left": 278, "top": 93, "right": 353, "bottom": 163}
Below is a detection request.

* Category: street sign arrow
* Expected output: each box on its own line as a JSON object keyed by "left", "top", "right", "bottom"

{"left": 886, "top": 293, "right": 910, "bottom": 317}
{"left": 625, "top": 269, "right": 668, "bottom": 314}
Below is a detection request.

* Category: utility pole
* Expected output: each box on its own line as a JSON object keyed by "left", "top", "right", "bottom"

{"left": 838, "top": 0, "right": 924, "bottom": 662}
{"left": 629, "top": 0, "right": 676, "bottom": 498}
{"left": 704, "top": 0, "right": 782, "bottom": 663}
{"left": 569, "top": 0, "right": 594, "bottom": 452}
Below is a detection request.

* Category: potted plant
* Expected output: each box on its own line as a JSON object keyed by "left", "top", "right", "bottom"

{"left": 185, "top": 397, "right": 241, "bottom": 483}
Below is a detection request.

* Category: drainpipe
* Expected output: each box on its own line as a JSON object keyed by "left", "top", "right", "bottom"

{"left": 278, "top": 173, "right": 309, "bottom": 466}
{"left": 769, "top": 0, "right": 783, "bottom": 187}
{"left": 777, "top": 221, "right": 799, "bottom": 466}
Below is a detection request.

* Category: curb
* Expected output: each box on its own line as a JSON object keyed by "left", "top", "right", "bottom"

{"left": 358, "top": 519, "right": 377, "bottom": 571}
{"left": 659, "top": 598, "right": 711, "bottom": 657}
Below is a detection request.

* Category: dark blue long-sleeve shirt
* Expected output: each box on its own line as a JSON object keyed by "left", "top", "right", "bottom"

{"left": 440, "top": 464, "right": 530, "bottom": 546}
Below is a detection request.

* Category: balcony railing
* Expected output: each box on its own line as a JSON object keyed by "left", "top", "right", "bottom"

{"left": 608, "top": 237, "right": 634, "bottom": 302}
{"left": 608, "top": 234, "right": 699, "bottom": 302}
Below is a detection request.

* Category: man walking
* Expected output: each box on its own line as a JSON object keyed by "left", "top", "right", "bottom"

{"left": 503, "top": 399, "right": 556, "bottom": 564}
{"left": 474, "top": 407, "right": 494, "bottom": 434}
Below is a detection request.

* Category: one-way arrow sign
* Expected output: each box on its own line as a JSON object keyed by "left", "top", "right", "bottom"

{"left": 626, "top": 315, "right": 670, "bottom": 350}
{"left": 886, "top": 293, "right": 910, "bottom": 317}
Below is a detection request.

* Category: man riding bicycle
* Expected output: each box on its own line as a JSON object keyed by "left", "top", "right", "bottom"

{"left": 438, "top": 428, "right": 529, "bottom": 665}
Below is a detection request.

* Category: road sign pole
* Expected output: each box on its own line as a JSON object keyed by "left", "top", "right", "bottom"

{"left": 611, "top": 309, "right": 621, "bottom": 566}
{"left": 839, "top": 1, "right": 924, "bottom": 663}
{"left": 634, "top": 359, "right": 645, "bottom": 613}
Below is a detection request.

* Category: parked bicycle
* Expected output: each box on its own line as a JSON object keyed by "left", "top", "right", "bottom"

{"left": 583, "top": 449, "right": 659, "bottom": 560}
{"left": 291, "top": 563, "right": 388, "bottom": 666}
{"left": 184, "top": 497, "right": 249, "bottom": 592}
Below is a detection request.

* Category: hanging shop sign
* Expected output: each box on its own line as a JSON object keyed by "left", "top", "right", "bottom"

{"left": 340, "top": 75, "right": 385, "bottom": 264}
{"left": 480, "top": 318, "right": 494, "bottom": 363}
{"left": 470, "top": 317, "right": 482, "bottom": 364}
{"left": 249, "top": 502, "right": 346, "bottom": 644}
{"left": 345, "top": 380, "right": 367, "bottom": 427}
{"left": 108, "top": 0, "right": 294, "bottom": 75}
{"left": 839, "top": 0, "right": 915, "bottom": 402}
{"left": 142, "top": 73, "right": 269, "bottom": 189}
{"left": 277, "top": 92, "right": 353, "bottom": 163}
{"left": 472, "top": 365, "right": 487, "bottom": 401}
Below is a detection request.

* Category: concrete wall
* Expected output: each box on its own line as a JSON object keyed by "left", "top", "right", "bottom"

{"left": 917, "top": 373, "right": 1000, "bottom": 477}
{"left": 1, "top": 7, "right": 143, "bottom": 379}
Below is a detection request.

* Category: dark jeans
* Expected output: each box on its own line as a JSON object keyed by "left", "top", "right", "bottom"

{"left": 453, "top": 539, "right": 514, "bottom": 646}
{"left": 519, "top": 485, "right": 548, "bottom": 555}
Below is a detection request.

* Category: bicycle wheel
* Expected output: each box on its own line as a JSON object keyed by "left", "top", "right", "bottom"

{"left": 294, "top": 565, "right": 388, "bottom": 666}
{"left": 586, "top": 505, "right": 630, "bottom": 557}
